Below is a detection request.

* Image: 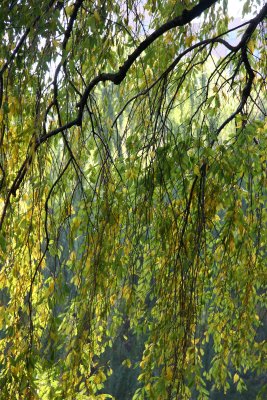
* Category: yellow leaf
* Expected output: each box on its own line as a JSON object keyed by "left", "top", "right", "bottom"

{"left": 0, "top": 307, "right": 4, "bottom": 329}
{"left": 164, "top": 32, "right": 173, "bottom": 45}
{"left": 233, "top": 373, "right": 239, "bottom": 383}
{"left": 165, "top": 366, "right": 173, "bottom": 381}
{"left": 145, "top": 382, "right": 151, "bottom": 391}
{"left": 122, "top": 285, "right": 131, "bottom": 300}
{"left": 65, "top": 5, "right": 74, "bottom": 16}
{"left": 52, "top": 39, "right": 60, "bottom": 48}
{"left": 94, "top": 370, "right": 106, "bottom": 384}
{"left": 229, "top": 237, "right": 235, "bottom": 251}
{"left": 194, "top": 165, "right": 201, "bottom": 177}
{"left": 122, "top": 358, "right": 132, "bottom": 368}
{"left": 110, "top": 294, "right": 116, "bottom": 306}
{"left": 248, "top": 39, "right": 255, "bottom": 54}
{"left": 213, "top": 214, "right": 220, "bottom": 222}
{"left": 94, "top": 10, "right": 101, "bottom": 23}
{"left": 47, "top": 280, "right": 55, "bottom": 295}
{"left": 185, "top": 35, "right": 196, "bottom": 47}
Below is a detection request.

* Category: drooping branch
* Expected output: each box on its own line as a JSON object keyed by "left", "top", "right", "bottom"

{"left": 1, "top": 1, "right": 267, "bottom": 231}
{"left": 215, "top": 2, "right": 267, "bottom": 137}
{"left": 111, "top": 19, "right": 253, "bottom": 128}
{"left": 52, "top": 0, "right": 85, "bottom": 103}
{"left": 40, "top": 0, "right": 219, "bottom": 144}
{"left": 40, "top": 2, "right": 267, "bottom": 145}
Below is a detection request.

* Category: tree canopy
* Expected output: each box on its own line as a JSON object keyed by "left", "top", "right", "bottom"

{"left": 0, "top": 0, "right": 266, "bottom": 398}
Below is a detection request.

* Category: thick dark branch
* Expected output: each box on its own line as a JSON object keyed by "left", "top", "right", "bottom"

{"left": 110, "top": 0, "right": 218, "bottom": 84}
{"left": 76, "top": 1, "right": 217, "bottom": 108}
{"left": 62, "top": 0, "right": 84, "bottom": 50}
{"left": 215, "top": 50, "right": 254, "bottom": 137}
{"left": 236, "top": 3, "right": 267, "bottom": 50}
{"left": 215, "top": 2, "right": 267, "bottom": 138}
{"left": 43, "top": 2, "right": 267, "bottom": 144}
{"left": 42, "top": 0, "right": 218, "bottom": 144}
{"left": 1, "top": 1, "right": 266, "bottom": 230}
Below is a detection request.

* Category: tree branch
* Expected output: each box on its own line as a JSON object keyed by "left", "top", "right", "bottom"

{"left": 215, "top": 2, "right": 267, "bottom": 138}
{"left": 1, "top": 1, "right": 266, "bottom": 230}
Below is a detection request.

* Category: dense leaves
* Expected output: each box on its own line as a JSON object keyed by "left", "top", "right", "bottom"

{"left": 0, "top": 0, "right": 266, "bottom": 399}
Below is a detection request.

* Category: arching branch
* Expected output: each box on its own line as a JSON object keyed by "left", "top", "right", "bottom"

{"left": 1, "top": 1, "right": 266, "bottom": 231}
